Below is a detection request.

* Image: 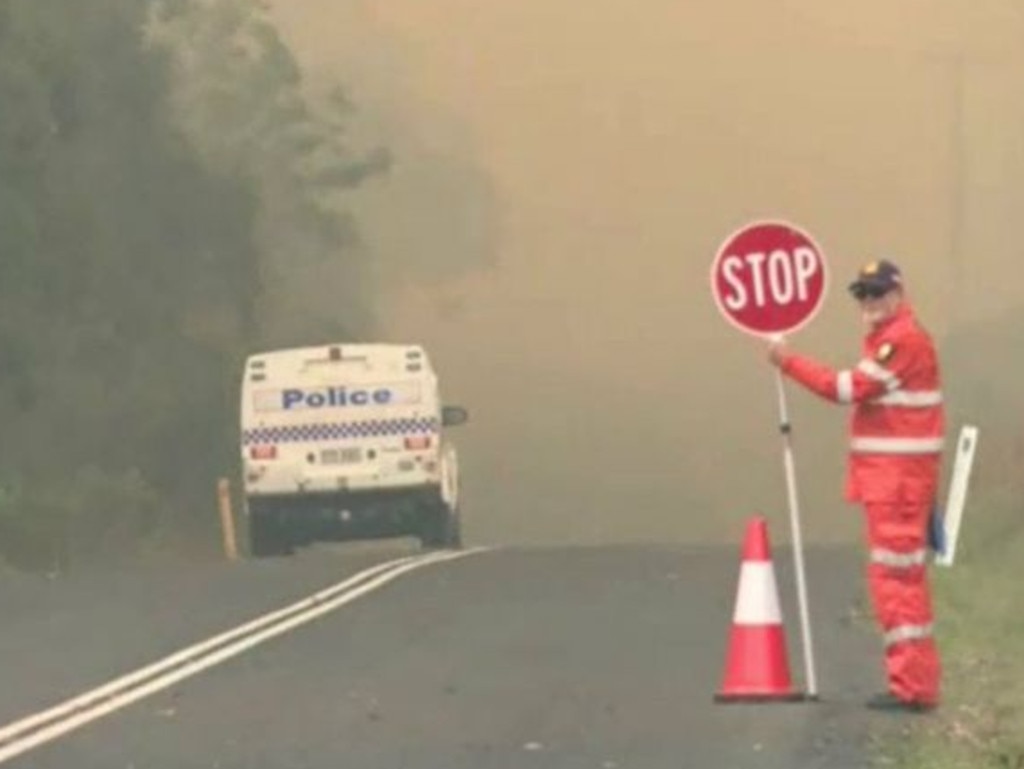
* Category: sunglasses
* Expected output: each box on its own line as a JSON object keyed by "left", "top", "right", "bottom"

{"left": 849, "top": 284, "right": 891, "bottom": 301}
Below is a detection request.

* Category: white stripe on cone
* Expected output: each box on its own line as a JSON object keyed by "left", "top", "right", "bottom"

{"left": 733, "top": 562, "right": 783, "bottom": 625}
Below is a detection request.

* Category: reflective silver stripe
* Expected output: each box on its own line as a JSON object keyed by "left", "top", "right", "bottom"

{"left": 856, "top": 359, "right": 901, "bottom": 391}
{"left": 873, "top": 390, "right": 943, "bottom": 407}
{"left": 870, "top": 548, "right": 927, "bottom": 568}
{"left": 884, "top": 623, "right": 933, "bottom": 648}
{"left": 836, "top": 371, "right": 854, "bottom": 404}
{"left": 850, "top": 436, "right": 944, "bottom": 454}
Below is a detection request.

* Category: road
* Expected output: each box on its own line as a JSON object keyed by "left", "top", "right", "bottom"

{"left": 0, "top": 540, "right": 888, "bottom": 768}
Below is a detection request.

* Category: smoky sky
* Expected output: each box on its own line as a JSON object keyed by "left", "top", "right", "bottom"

{"left": 269, "top": 0, "right": 1024, "bottom": 546}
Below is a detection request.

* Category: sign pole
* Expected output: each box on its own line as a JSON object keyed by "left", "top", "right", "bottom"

{"left": 772, "top": 364, "right": 818, "bottom": 698}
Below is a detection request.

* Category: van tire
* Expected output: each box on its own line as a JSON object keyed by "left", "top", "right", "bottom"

{"left": 247, "top": 501, "right": 294, "bottom": 558}
{"left": 250, "top": 525, "right": 292, "bottom": 558}
{"left": 419, "top": 502, "right": 462, "bottom": 550}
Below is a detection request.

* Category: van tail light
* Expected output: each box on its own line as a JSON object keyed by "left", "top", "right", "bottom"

{"left": 404, "top": 435, "right": 432, "bottom": 451}
{"left": 250, "top": 445, "right": 278, "bottom": 460}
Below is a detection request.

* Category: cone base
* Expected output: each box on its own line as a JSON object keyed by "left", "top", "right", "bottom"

{"left": 717, "top": 625, "right": 796, "bottom": 698}
{"left": 714, "top": 690, "right": 813, "bottom": 704}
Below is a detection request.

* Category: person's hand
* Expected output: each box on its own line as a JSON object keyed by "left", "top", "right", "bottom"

{"left": 767, "top": 335, "right": 789, "bottom": 368}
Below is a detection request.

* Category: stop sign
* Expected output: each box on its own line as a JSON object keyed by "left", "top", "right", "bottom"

{"left": 710, "top": 220, "right": 828, "bottom": 336}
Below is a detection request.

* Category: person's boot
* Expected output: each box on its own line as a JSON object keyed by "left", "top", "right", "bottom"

{"left": 865, "top": 692, "right": 937, "bottom": 713}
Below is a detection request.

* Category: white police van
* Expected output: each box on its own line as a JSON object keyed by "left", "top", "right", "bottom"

{"left": 239, "top": 343, "right": 468, "bottom": 557}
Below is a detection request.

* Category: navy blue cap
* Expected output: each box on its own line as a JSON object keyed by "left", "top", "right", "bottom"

{"left": 848, "top": 259, "right": 903, "bottom": 298}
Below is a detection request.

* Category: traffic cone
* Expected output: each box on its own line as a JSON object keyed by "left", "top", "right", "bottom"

{"left": 715, "top": 516, "right": 805, "bottom": 702}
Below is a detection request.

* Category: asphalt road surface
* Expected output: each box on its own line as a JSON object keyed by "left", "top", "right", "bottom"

{"left": 0, "top": 540, "right": 893, "bottom": 768}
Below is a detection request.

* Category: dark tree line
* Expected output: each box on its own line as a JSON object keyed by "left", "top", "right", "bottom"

{"left": 0, "top": 0, "right": 387, "bottom": 570}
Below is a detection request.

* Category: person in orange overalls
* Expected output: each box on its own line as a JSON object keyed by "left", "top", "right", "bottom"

{"left": 768, "top": 259, "right": 944, "bottom": 712}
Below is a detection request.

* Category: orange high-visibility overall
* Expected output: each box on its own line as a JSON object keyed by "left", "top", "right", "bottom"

{"left": 779, "top": 304, "right": 944, "bottom": 704}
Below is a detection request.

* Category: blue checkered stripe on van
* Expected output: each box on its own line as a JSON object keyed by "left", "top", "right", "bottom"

{"left": 243, "top": 417, "right": 439, "bottom": 446}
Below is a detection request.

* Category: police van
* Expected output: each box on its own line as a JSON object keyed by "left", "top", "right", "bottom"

{"left": 239, "top": 343, "right": 468, "bottom": 557}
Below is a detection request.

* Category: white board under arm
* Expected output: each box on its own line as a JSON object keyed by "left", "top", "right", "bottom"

{"left": 934, "top": 424, "right": 979, "bottom": 567}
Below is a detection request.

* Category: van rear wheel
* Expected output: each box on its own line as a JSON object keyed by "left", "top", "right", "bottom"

{"left": 247, "top": 499, "right": 294, "bottom": 558}
{"left": 419, "top": 501, "right": 462, "bottom": 550}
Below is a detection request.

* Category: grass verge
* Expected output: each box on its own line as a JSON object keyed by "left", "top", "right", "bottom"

{"left": 873, "top": 481, "right": 1024, "bottom": 768}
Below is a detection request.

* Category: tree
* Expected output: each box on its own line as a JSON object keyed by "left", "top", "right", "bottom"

{"left": 151, "top": 0, "right": 390, "bottom": 345}
{"left": 0, "top": 0, "right": 386, "bottom": 570}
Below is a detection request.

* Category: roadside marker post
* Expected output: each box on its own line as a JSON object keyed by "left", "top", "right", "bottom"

{"left": 934, "top": 425, "right": 979, "bottom": 567}
{"left": 217, "top": 477, "right": 239, "bottom": 562}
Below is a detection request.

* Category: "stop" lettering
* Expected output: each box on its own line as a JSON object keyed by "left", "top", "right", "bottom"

{"left": 720, "top": 247, "right": 819, "bottom": 311}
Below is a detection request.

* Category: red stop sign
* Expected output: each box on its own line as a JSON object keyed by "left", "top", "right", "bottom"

{"left": 711, "top": 220, "right": 828, "bottom": 336}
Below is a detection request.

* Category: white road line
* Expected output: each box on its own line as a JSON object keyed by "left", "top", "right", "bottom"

{"left": 0, "top": 547, "right": 487, "bottom": 764}
{"left": 0, "top": 553, "right": 421, "bottom": 745}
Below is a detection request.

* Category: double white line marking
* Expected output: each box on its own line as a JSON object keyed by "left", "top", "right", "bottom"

{"left": 0, "top": 548, "right": 485, "bottom": 764}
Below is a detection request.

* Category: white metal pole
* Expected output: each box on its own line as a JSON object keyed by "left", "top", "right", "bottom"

{"left": 773, "top": 368, "right": 819, "bottom": 698}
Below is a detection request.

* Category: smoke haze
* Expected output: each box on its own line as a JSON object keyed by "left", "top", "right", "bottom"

{"left": 269, "top": 0, "right": 1024, "bottom": 546}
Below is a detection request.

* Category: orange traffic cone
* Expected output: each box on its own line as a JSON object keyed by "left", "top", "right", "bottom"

{"left": 715, "top": 516, "right": 806, "bottom": 702}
